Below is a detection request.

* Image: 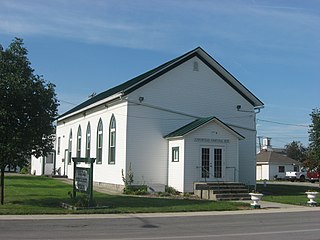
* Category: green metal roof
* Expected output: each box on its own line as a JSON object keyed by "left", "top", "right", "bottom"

{"left": 164, "top": 117, "right": 245, "bottom": 139}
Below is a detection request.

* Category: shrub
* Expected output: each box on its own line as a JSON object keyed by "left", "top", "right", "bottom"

{"left": 121, "top": 163, "right": 134, "bottom": 186}
{"left": 165, "top": 186, "right": 179, "bottom": 195}
{"left": 68, "top": 191, "right": 96, "bottom": 207}
{"left": 20, "top": 165, "right": 30, "bottom": 174}
{"left": 123, "top": 185, "right": 148, "bottom": 195}
{"left": 73, "top": 194, "right": 97, "bottom": 207}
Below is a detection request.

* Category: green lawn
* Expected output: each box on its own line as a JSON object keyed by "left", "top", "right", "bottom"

{"left": 0, "top": 175, "right": 249, "bottom": 214}
{"left": 257, "top": 183, "right": 320, "bottom": 205}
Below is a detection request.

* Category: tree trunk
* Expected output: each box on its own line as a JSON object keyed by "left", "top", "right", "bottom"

{"left": 1, "top": 166, "right": 4, "bottom": 205}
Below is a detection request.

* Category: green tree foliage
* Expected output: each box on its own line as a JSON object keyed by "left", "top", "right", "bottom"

{"left": 285, "top": 141, "right": 307, "bottom": 163}
{"left": 307, "top": 108, "right": 320, "bottom": 168}
{"left": 0, "top": 38, "right": 58, "bottom": 204}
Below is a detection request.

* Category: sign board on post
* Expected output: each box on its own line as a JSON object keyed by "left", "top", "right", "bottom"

{"left": 72, "top": 157, "right": 95, "bottom": 205}
{"left": 75, "top": 167, "right": 90, "bottom": 192}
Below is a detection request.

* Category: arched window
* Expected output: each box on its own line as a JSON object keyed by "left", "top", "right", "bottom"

{"left": 86, "top": 122, "right": 91, "bottom": 158}
{"left": 96, "top": 119, "right": 103, "bottom": 164}
{"left": 68, "top": 130, "right": 72, "bottom": 164}
{"left": 76, "top": 125, "right": 82, "bottom": 157}
{"left": 109, "top": 115, "right": 116, "bottom": 164}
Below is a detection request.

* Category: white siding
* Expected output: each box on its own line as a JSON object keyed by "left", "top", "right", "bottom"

{"left": 168, "top": 139, "right": 185, "bottom": 192}
{"left": 126, "top": 104, "right": 191, "bottom": 185}
{"left": 127, "top": 56, "right": 256, "bottom": 188}
{"left": 257, "top": 164, "right": 297, "bottom": 180}
{"left": 256, "top": 164, "right": 270, "bottom": 180}
{"left": 183, "top": 122, "right": 240, "bottom": 192}
{"left": 234, "top": 128, "right": 257, "bottom": 186}
{"left": 129, "top": 56, "right": 255, "bottom": 129}
{"left": 30, "top": 154, "right": 54, "bottom": 176}
{"left": 54, "top": 53, "right": 259, "bottom": 191}
{"left": 31, "top": 156, "right": 43, "bottom": 175}
{"left": 56, "top": 101, "right": 128, "bottom": 186}
{"left": 256, "top": 165, "right": 262, "bottom": 180}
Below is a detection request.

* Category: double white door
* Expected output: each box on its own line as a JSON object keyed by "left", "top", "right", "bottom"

{"left": 200, "top": 146, "right": 225, "bottom": 181}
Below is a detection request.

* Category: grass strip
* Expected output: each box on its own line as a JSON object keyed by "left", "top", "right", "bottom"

{"left": 257, "top": 183, "right": 320, "bottom": 205}
{"left": 1, "top": 175, "right": 249, "bottom": 214}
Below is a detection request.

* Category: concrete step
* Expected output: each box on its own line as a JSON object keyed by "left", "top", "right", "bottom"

{"left": 216, "top": 193, "right": 251, "bottom": 200}
{"left": 193, "top": 182, "right": 250, "bottom": 201}
{"left": 212, "top": 189, "right": 249, "bottom": 194}
{"left": 217, "top": 196, "right": 251, "bottom": 201}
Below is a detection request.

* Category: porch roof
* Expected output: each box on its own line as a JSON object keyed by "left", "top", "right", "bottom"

{"left": 164, "top": 116, "right": 245, "bottom": 139}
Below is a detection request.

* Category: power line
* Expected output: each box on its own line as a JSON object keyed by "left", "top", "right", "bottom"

{"left": 257, "top": 119, "right": 309, "bottom": 128}
{"left": 57, "top": 99, "right": 311, "bottom": 127}
{"left": 59, "top": 99, "right": 78, "bottom": 106}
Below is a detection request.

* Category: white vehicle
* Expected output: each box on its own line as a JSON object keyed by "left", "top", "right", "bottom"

{"left": 285, "top": 168, "right": 308, "bottom": 182}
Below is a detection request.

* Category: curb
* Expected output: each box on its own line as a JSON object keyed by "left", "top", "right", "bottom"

{"left": 0, "top": 206, "right": 319, "bottom": 220}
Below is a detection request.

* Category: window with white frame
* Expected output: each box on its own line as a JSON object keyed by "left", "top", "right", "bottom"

{"left": 109, "top": 115, "right": 116, "bottom": 164}
{"left": 57, "top": 137, "right": 61, "bottom": 155}
{"left": 172, "top": 147, "right": 179, "bottom": 162}
{"left": 86, "top": 122, "right": 91, "bottom": 158}
{"left": 77, "top": 125, "right": 82, "bottom": 157}
{"left": 96, "top": 119, "right": 103, "bottom": 164}
{"left": 68, "top": 130, "right": 72, "bottom": 164}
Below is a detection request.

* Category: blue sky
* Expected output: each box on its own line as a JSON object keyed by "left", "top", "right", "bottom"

{"left": 1, "top": 0, "right": 319, "bottom": 149}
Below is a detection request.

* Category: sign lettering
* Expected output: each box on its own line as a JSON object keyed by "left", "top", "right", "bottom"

{"left": 75, "top": 168, "right": 89, "bottom": 192}
{"left": 194, "top": 138, "right": 230, "bottom": 143}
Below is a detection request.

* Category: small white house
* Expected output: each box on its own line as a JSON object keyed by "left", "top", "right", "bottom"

{"left": 54, "top": 47, "right": 263, "bottom": 192}
{"left": 31, "top": 151, "right": 56, "bottom": 176}
{"left": 256, "top": 138, "right": 302, "bottom": 180}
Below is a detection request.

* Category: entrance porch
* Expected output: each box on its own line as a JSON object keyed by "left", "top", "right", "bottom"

{"left": 193, "top": 182, "right": 250, "bottom": 201}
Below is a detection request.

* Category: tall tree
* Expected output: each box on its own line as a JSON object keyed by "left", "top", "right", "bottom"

{"left": 285, "top": 141, "right": 307, "bottom": 163}
{"left": 0, "top": 38, "right": 58, "bottom": 204}
{"left": 308, "top": 108, "right": 320, "bottom": 169}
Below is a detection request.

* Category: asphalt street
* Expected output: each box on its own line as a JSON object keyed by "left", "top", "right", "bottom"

{"left": 1, "top": 210, "right": 320, "bottom": 240}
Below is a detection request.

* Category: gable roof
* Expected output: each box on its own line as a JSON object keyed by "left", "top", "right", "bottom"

{"left": 164, "top": 116, "right": 245, "bottom": 139}
{"left": 58, "top": 47, "right": 264, "bottom": 121}
{"left": 256, "top": 150, "right": 302, "bottom": 165}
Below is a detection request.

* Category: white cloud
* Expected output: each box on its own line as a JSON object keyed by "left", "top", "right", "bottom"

{"left": 1, "top": 0, "right": 319, "bottom": 54}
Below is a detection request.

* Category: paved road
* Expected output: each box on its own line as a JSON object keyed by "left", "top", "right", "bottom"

{"left": 1, "top": 210, "right": 320, "bottom": 240}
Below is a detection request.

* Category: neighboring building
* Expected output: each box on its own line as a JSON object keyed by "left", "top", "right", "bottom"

{"left": 55, "top": 47, "right": 264, "bottom": 192}
{"left": 5, "top": 165, "right": 21, "bottom": 173}
{"left": 31, "top": 151, "right": 56, "bottom": 176}
{"left": 31, "top": 137, "right": 57, "bottom": 176}
{"left": 5, "top": 156, "right": 30, "bottom": 173}
{"left": 256, "top": 138, "right": 302, "bottom": 180}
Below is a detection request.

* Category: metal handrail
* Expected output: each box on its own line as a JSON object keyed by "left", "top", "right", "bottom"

{"left": 196, "top": 166, "right": 216, "bottom": 182}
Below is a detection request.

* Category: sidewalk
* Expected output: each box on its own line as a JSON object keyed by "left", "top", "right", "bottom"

{"left": 0, "top": 204, "right": 318, "bottom": 220}
{"left": 0, "top": 199, "right": 318, "bottom": 221}
{"left": 241, "top": 200, "right": 312, "bottom": 210}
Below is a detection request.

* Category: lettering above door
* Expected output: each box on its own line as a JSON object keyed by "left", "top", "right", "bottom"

{"left": 194, "top": 138, "right": 229, "bottom": 144}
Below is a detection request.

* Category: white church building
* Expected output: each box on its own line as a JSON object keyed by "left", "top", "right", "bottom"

{"left": 48, "top": 47, "right": 263, "bottom": 193}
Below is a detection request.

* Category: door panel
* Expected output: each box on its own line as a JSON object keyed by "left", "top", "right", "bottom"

{"left": 201, "top": 148, "right": 210, "bottom": 179}
{"left": 214, "top": 148, "right": 222, "bottom": 178}
{"left": 200, "top": 146, "right": 224, "bottom": 181}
